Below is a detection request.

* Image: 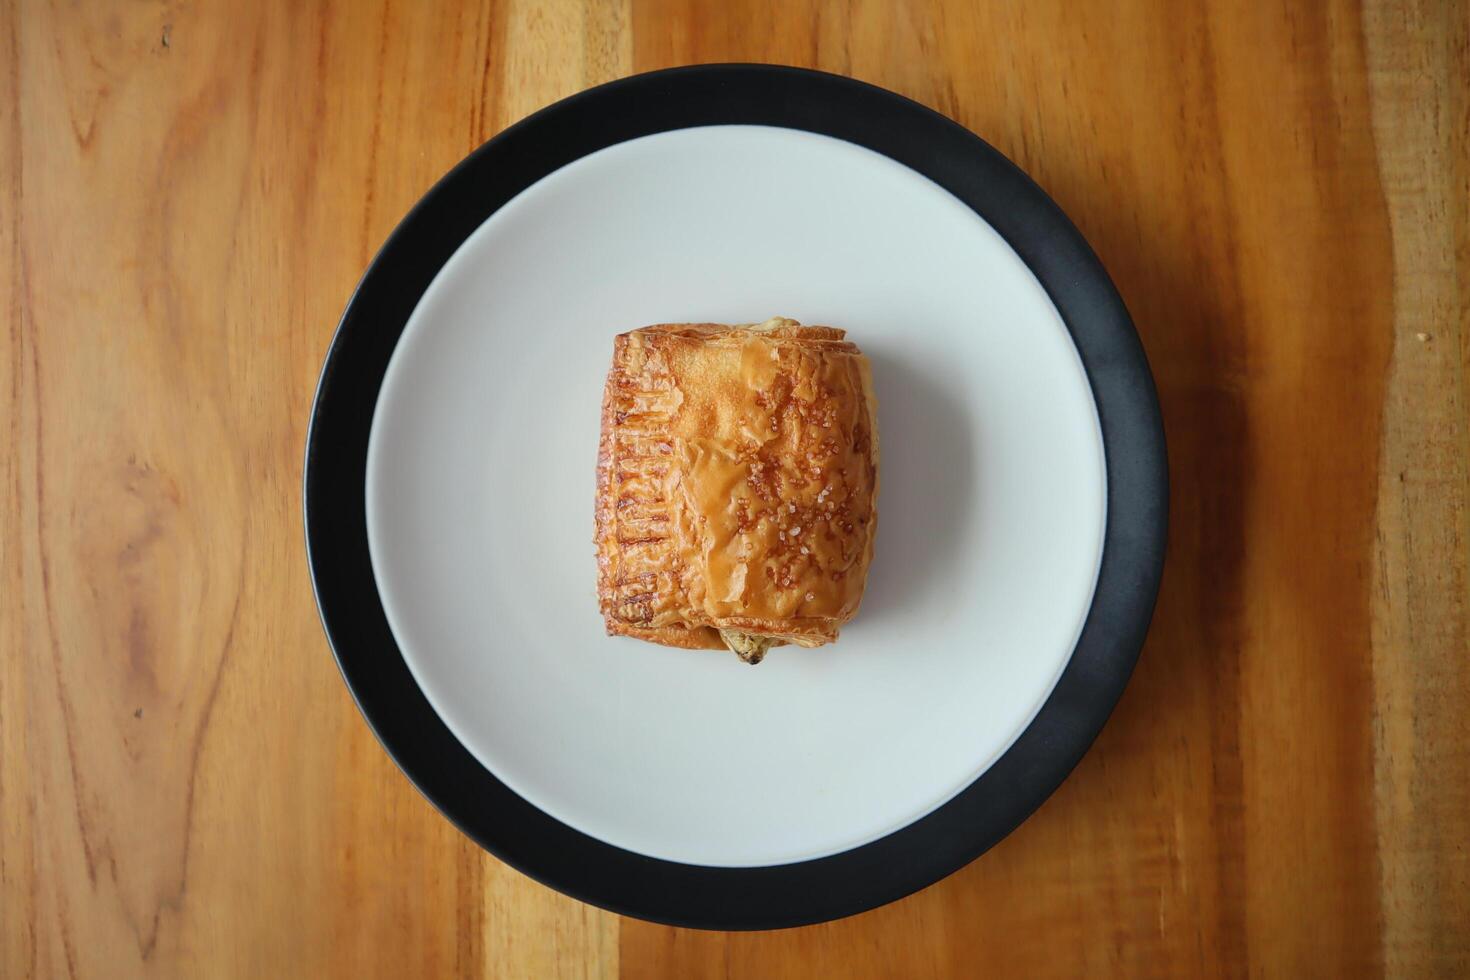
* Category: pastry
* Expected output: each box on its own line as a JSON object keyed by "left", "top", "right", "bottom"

{"left": 595, "top": 317, "right": 879, "bottom": 663}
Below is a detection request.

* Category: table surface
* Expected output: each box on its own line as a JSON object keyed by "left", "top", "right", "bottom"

{"left": 4, "top": 1, "right": 1468, "bottom": 976}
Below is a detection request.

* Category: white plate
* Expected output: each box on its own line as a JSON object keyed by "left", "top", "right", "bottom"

{"left": 364, "top": 124, "right": 1105, "bottom": 867}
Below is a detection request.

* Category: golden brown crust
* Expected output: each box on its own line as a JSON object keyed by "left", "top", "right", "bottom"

{"left": 596, "top": 317, "right": 879, "bottom": 661}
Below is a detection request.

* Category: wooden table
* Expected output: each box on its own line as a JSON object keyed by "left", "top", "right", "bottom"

{"left": 4, "top": 1, "right": 1467, "bottom": 976}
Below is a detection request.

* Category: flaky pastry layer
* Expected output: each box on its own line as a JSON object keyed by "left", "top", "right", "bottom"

{"left": 595, "top": 317, "right": 878, "bottom": 663}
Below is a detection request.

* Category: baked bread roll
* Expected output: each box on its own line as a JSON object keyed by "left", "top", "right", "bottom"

{"left": 595, "top": 317, "right": 879, "bottom": 663}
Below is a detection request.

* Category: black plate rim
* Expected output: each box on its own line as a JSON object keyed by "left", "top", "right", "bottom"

{"left": 304, "top": 63, "right": 1168, "bottom": 931}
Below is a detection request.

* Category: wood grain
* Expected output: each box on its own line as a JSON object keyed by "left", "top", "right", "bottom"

{"left": 1363, "top": 0, "right": 1470, "bottom": 974}
{"left": 2, "top": 0, "right": 1465, "bottom": 977}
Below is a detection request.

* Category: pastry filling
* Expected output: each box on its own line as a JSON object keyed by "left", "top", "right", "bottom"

{"left": 719, "top": 630, "right": 777, "bottom": 665}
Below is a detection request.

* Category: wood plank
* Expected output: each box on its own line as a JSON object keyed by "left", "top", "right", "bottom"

{"left": 1363, "top": 0, "right": 1470, "bottom": 976}
{"left": 620, "top": 0, "right": 1453, "bottom": 976}
{"left": 1, "top": 2, "right": 620, "bottom": 976}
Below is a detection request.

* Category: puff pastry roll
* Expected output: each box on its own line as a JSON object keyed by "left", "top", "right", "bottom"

{"left": 595, "top": 317, "right": 879, "bottom": 663}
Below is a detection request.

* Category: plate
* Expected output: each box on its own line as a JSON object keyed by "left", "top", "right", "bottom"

{"left": 305, "top": 65, "right": 1166, "bottom": 929}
